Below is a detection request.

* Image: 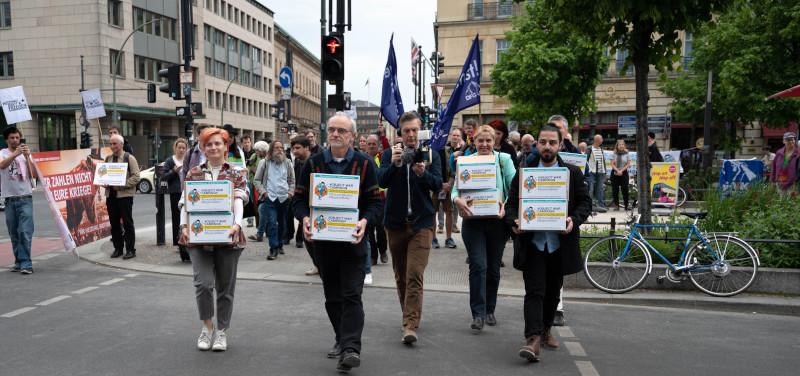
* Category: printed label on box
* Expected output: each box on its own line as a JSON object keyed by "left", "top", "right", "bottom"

{"left": 188, "top": 212, "right": 234, "bottom": 244}
{"left": 184, "top": 180, "right": 233, "bottom": 212}
{"left": 519, "top": 199, "right": 568, "bottom": 232}
{"left": 460, "top": 188, "right": 501, "bottom": 217}
{"left": 93, "top": 162, "right": 128, "bottom": 186}
{"left": 519, "top": 168, "right": 569, "bottom": 200}
{"left": 558, "top": 152, "right": 587, "bottom": 174}
{"left": 310, "top": 173, "right": 360, "bottom": 209}
{"left": 310, "top": 207, "right": 360, "bottom": 242}
{"left": 456, "top": 154, "right": 497, "bottom": 190}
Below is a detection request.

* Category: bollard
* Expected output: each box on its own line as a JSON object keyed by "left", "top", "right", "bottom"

{"left": 155, "top": 164, "right": 166, "bottom": 246}
{"left": 610, "top": 217, "right": 616, "bottom": 236}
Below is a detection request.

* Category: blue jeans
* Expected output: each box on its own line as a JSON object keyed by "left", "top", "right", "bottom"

{"left": 461, "top": 218, "right": 507, "bottom": 319}
{"left": 364, "top": 240, "right": 372, "bottom": 274}
{"left": 262, "top": 198, "right": 288, "bottom": 249}
{"left": 5, "top": 196, "right": 34, "bottom": 269}
{"left": 587, "top": 172, "right": 607, "bottom": 208}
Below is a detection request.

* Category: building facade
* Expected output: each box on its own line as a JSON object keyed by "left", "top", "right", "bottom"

{"left": 273, "top": 23, "right": 321, "bottom": 144}
{"left": 0, "top": 0, "right": 277, "bottom": 167}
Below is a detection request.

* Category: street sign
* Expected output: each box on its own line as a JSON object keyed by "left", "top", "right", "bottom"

{"left": 281, "top": 87, "right": 291, "bottom": 100}
{"left": 180, "top": 71, "right": 193, "bottom": 84}
{"left": 648, "top": 115, "right": 672, "bottom": 135}
{"left": 176, "top": 102, "right": 203, "bottom": 117}
{"left": 618, "top": 115, "right": 637, "bottom": 136}
{"left": 279, "top": 66, "right": 293, "bottom": 88}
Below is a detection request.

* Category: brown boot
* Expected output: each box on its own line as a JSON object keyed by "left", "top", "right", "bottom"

{"left": 518, "top": 335, "right": 540, "bottom": 362}
{"left": 543, "top": 327, "right": 560, "bottom": 349}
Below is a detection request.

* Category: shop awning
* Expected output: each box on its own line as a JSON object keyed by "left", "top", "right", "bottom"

{"left": 766, "top": 84, "right": 800, "bottom": 99}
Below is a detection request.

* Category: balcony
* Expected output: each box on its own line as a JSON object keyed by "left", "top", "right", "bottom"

{"left": 467, "top": 1, "right": 526, "bottom": 21}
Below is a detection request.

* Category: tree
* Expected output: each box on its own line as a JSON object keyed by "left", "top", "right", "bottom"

{"left": 525, "top": 0, "right": 732, "bottom": 223}
{"left": 661, "top": 0, "right": 800, "bottom": 152}
{"left": 490, "top": 1, "right": 607, "bottom": 130}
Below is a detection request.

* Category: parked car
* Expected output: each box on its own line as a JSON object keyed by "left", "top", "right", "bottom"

{"left": 138, "top": 166, "right": 156, "bottom": 193}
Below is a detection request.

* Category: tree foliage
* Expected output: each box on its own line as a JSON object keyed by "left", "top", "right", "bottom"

{"left": 490, "top": 1, "right": 607, "bottom": 128}
{"left": 661, "top": 0, "right": 800, "bottom": 129}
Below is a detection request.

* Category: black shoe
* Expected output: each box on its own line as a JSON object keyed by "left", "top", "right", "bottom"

{"left": 500, "top": 260, "right": 505, "bottom": 268}
{"left": 278, "top": 247, "right": 285, "bottom": 255}
{"left": 486, "top": 313, "right": 497, "bottom": 326}
{"left": 553, "top": 311, "right": 565, "bottom": 327}
{"left": 337, "top": 350, "right": 360, "bottom": 371}
{"left": 327, "top": 343, "right": 342, "bottom": 359}
{"left": 267, "top": 249, "right": 277, "bottom": 260}
{"left": 122, "top": 251, "right": 136, "bottom": 260}
{"left": 296, "top": 241, "right": 304, "bottom": 248}
{"left": 471, "top": 317, "right": 484, "bottom": 333}
{"left": 432, "top": 238, "right": 440, "bottom": 249}
{"left": 283, "top": 238, "right": 291, "bottom": 246}
{"left": 110, "top": 249, "right": 123, "bottom": 258}
{"left": 380, "top": 252, "right": 388, "bottom": 264}
{"left": 445, "top": 238, "right": 457, "bottom": 248}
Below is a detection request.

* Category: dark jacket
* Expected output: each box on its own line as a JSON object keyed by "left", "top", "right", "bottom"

{"left": 504, "top": 155, "right": 593, "bottom": 275}
{"left": 378, "top": 147, "right": 443, "bottom": 231}
{"left": 292, "top": 148, "right": 384, "bottom": 239}
{"left": 499, "top": 141, "right": 519, "bottom": 168}
{"left": 161, "top": 156, "right": 183, "bottom": 194}
{"left": 649, "top": 143, "right": 664, "bottom": 163}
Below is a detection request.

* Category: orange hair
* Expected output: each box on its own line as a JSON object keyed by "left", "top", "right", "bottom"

{"left": 199, "top": 127, "right": 230, "bottom": 148}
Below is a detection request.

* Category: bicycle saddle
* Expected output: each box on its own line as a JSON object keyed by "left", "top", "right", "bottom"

{"left": 681, "top": 212, "right": 708, "bottom": 219}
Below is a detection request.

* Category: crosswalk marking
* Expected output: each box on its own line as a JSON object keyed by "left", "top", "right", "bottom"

{"left": 71, "top": 286, "right": 99, "bottom": 294}
{"left": 1, "top": 307, "right": 36, "bottom": 318}
{"left": 99, "top": 278, "right": 125, "bottom": 286}
{"left": 556, "top": 326, "right": 576, "bottom": 338}
{"left": 564, "top": 341, "right": 587, "bottom": 357}
{"left": 124, "top": 273, "right": 139, "bottom": 278}
{"left": 575, "top": 360, "right": 600, "bottom": 376}
{"left": 36, "top": 295, "right": 71, "bottom": 306}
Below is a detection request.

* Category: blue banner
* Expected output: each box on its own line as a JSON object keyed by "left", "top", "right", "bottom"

{"left": 380, "top": 34, "right": 404, "bottom": 129}
{"left": 719, "top": 159, "right": 764, "bottom": 193}
{"left": 429, "top": 35, "right": 482, "bottom": 151}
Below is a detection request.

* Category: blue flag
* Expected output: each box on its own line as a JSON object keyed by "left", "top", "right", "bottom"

{"left": 381, "top": 34, "right": 404, "bottom": 129}
{"left": 429, "top": 35, "right": 481, "bottom": 151}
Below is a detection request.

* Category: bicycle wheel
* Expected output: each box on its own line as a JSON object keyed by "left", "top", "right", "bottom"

{"left": 685, "top": 235, "right": 759, "bottom": 297}
{"left": 676, "top": 187, "right": 688, "bottom": 207}
{"left": 584, "top": 235, "right": 652, "bottom": 293}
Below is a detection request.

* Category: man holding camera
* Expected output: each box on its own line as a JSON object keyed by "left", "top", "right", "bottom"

{"left": 1, "top": 127, "right": 38, "bottom": 274}
{"left": 378, "top": 112, "right": 442, "bottom": 345}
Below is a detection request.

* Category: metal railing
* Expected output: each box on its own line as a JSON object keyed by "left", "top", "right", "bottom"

{"left": 467, "top": 2, "right": 525, "bottom": 21}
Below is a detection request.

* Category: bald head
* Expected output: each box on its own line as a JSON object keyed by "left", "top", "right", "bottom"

{"left": 593, "top": 134, "right": 603, "bottom": 147}
{"left": 521, "top": 134, "right": 535, "bottom": 152}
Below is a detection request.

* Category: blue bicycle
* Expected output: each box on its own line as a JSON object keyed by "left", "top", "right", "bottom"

{"left": 583, "top": 213, "right": 760, "bottom": 297}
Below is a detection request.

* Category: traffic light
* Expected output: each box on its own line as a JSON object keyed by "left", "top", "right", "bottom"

{"left": 433, "top": 52, "right": 445, "bottom": 77}
{"left": 147, "top": 83, "right": 156, "bottom": 103}
{"left": 80, "top": 132, "right": 92, "bottom": 149}
{"left": 158, "top": 65, "right": 183, "bottom": 100}
{"left": 321, "top": 34, "right": 344, "bottom": 83}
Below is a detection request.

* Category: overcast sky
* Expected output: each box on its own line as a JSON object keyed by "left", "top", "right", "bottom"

{"left": 259, "top": 0, "right": 437, "bottom": 108}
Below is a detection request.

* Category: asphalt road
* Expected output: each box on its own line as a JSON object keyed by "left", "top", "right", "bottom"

{"left": 2, "top": 254, "right": 798, "bottom": 376}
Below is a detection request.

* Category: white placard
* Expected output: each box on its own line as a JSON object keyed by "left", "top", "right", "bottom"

{"left": 184, "top": 180, "right": 233, "bottom": 212}
{"left": 188, "top": 212, "right": 235, "bottom": 244}
{"left": 519, "top": 199, "right": 568, "bottom": 232}
{"left": 519, "top": 168, "right": 569, "bottom": 200}
{"left": 460, "top": 188, "right": 501, "bottom": 217}
{"left": 310, "top": 173, "right": 360, "bottom": 209}
{"left": 456, "top": 154, "right": 497, "bottom": 190}
{"left": 310, "top": 207, "right": 360, "bottom": 242}
{"left": 93, "top": 162, "right": 128, "bottom": 186}
{"left": 0, "top": 86, "right": 32, "bottom": 124}
{"left": 559, "top": 152, "right": 587, "bottom": 174}
{"left": 80, "top": 89, "right": 106, "bottom": 120}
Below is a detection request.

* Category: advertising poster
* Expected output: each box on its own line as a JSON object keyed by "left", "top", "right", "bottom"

{"left": 32, "top": 148, "right": 112, "bottom": 249}
{"left": 650, "top": 162, "right": 680, "bottom": 206}
{"left": 558, "top": 152, "right": 587, "bottom": 174}
{"left": 719, "top": 159, "right": 764, "bottom": 193}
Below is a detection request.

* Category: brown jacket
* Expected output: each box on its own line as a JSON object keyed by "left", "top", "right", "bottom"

{"left": 104, "top": 152, "right": 141, "bottom": 198}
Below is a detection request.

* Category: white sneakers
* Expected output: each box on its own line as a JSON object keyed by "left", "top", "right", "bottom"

{"left": 364, "top": 273, "right": 373, "bottom": 285}
{"left": 197, "top": 326, "right": 228, "bottom": 352}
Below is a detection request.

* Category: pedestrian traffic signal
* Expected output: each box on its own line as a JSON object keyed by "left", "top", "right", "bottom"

{"left": 147, "top": 83, "right": 156, "bottom": 103}
{"left": 80, "top": 131, "right": 92, "bottom": 149}
{"left": 158, "top": 65, "right": 183, "bottom": 100}
{"left": 433, "top": 52, "right": 445, "bottom": 77}
{"left": 321, "top": 34, "right": 345, "bottom": 83}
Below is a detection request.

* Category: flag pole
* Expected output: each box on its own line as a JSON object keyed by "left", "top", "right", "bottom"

{"left": 478, "top": 101, "right": 483, "bottom": 125}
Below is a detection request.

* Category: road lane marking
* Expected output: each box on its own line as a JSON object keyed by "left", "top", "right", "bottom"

{"left": 575, "top": 360, "right": 600, "bottom": 376}
{"left": 2, "top": 307, "right": 36, "bottom": 318}
{"left": 99, "top": 278, "right": 125, "bottom": 286}
{"left": 556, "top": 326, "right": 576, "bottom": 338}
{"left": 564, "top": 341, "right": 587, "bottom": 357}
{"left": 71, "top": 286, "right": 99, "bottom": 294}
{"left": 124, "top": 273, "right": 139, "bottom": 277}
{"left": 36, "top": 295, "right": 71, "bottom": 306}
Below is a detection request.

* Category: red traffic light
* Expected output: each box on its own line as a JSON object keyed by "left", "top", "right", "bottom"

{"left": 325, "top": 38, "right": 341, "bottom": 54}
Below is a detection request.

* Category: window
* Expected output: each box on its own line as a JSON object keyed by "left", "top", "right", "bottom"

{"left": 472, "top": 0, "right": 484, "bottom": 18}
{"left": 615, "top": 49, "right": 633, "bottom": 75}
{"left": 204, "top": 57, "right": 213, "bottom": 75}
{"left": 214, "top": 30, "right": 225, "bottom": 47}
{"left": 204, "top": 25, "right": 212, "bottom": 42}
{"left": 220, "top": 1, "right": 226, "bottom": 18}
{"left": 268, "top": 27, "right": 272, "bottom": 41}
{"left": 0, "top": 51, "right": 13, "bottom": 78}
{"left": 207, "top": 90, "right": 214, "bottom": 108}
{"left": 497, "top": 0, "right": 513, "bottom": 17}
{"left": 38, "top": 114, "right": 77, "bottom": 152}
{"left": 496, "top": 39, "right": 509, "bottom": 63}
{"left": 134, "top": 55, "right": 169, "bottom": 82}
{"left": 228, "top": 5, "right": 233, "bottom": 21}
{"left": 683, "top": 32, "right": 694, "bottom": 68}
{"left": 109, "top": 49, "right": 124, "bottom": 77}
{"left": 228, "top": 36, "right": 238, "bottom": 52}
{"left": 193, "top": 25, "right": 198, "bottom": 50}
{"left": 216, "top": 92, "right": 221, "bottom": 110}
{"left": 107, "top": 0, "right": 122, "bottom": 27}
{"left": 214, "top": 0, "right": 219, "bottom": 14}
{"left": 214, "top": 60, "right": 225, "bottom": 78}
{"left": 267, "top": 52, "right": 272, "bottom": 68}
{"left": 478, "top": 40, "right": 484, "bottom": 62}
{"left": 268, "top": 78, "right": 273, "bottom": 93}
{"left": 253, "top": 74, "right": 262, "bottom": 89}
{"left": 234, "top": 9, "right": 239, "bottom": 25}
{"left": 133, "top": 7, "right": 177, "bottom": 41}
{"left": 206, "top": 0, "right": 212, "bottom": 10}
{"left": 229, "top": 65, "right": 238, "bottom": 81}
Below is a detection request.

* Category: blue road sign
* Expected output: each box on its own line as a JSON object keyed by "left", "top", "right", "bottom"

{"left": 618, "top": 115, "right": 637, "bottom": 136}
{"left": 279, "top": 66, "right": 293, "bottom": 88}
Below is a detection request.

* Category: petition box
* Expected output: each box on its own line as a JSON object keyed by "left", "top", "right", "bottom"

{"left": 558, "top": 152, "right": 587, "bottom": 174}
{"left": 184, "top": 180, "right": 233, "bottom": 212}
{"left": 310, "top": 173, "right": 360, "bottom": 209}
{"left": 519, "top": 199, "right": 568, "bottom": 232}
{"left": 188, "top": 212, "right": 235, "bottom": 244}
{"left": 459, "top": 188, "right": 501, "bottom": 217}
{"left": 310, "top": 207, "right": 360, "bottom": 242}
{"left": 519, "top": 168, "right": 569, "bottom": 200}
{"left": 456, "top": 154, "right": 497, "bottom": 190}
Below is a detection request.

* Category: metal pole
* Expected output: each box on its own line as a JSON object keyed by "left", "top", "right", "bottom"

{"left": 703, "top": 70, "right": 713, "bottom": 170}
{"left": 220, "top": 75, "right": 236, "bottom": 127}
{"left": 112, "top": 18, "right": 161, "bottom": 127}
{"left": 181, "top": 0, "right": 194, "bottom": 139}
{"left": 320, "top": 0, "right": 328, "bottom": 141}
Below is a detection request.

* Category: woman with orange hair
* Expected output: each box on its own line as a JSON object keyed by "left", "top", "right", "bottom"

{"left": 179, "top": 127, "right": 249, "bottom": 352}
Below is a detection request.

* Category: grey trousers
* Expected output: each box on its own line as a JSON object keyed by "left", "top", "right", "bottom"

{"left": 188, "top": 246, "right": 243, "bottom": 330}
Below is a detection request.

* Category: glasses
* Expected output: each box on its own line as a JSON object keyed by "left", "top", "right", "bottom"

{"left": 328, "top": 127, "right": 350, "bottom": 135}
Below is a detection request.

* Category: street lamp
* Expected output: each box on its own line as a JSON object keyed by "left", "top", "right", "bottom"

{"left": 111, "top": 18, "right": 161, "bottom": 127}
{"left": 219, "top": 72, "right": 238, "bottom": 127}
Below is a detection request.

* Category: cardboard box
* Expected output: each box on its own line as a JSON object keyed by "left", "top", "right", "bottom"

{"left": 519, "top": 168, "right": 569, "bottom": 200}
{"left": 459, "top": 188, "right": 501, "bottom": 217}
{"left": 184, "top": 180, "right": 233, "bottom": 212}
{"left": 310, "top": 207, "right": 360, "bottom": 242}
{"left": 519, "top": 199, "right": 568, "bottom": 232}
{"left": 93, "top": 162, "right": 128, "bottom": 186}
{"left": 310, "top": 173, "right": 360, "bottom": 209}
{"left": 456, "top": 154, "right": 497, "bottom": 190}
{"left": 558, "top": 152, "right": 587, "bottom": 174}
{"left": 188, "top": 212, "right": 235, "bottom": 244}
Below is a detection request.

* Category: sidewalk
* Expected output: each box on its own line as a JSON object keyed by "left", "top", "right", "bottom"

{"left": 77, "top": 215, "right": 800, "bottom": 316}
